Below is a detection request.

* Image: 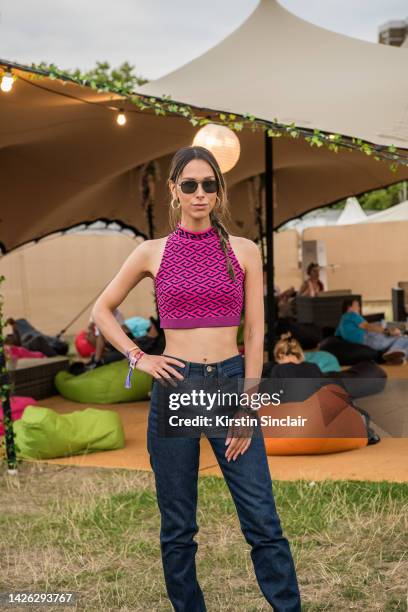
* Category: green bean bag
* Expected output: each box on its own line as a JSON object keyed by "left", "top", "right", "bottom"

{"left": 304, "top": 350, "right": 341, "bottom": 373}
{"left": 55, "top": 360, "right": 152, "bottom": 404}
{"left": 13, "top": 405, "right": 125, "bottom": 459}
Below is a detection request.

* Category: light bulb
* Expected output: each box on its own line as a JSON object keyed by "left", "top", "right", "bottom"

{"left": 117, "top": 110, "right": 126, "bottom": 126}
{"left": 1, "top": 71, "right": 14, "bottom": 93}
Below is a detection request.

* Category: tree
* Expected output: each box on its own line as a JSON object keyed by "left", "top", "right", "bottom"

{"left": 359, "top": 181, "right": 407, "bottom": 211}
{"left": 31, "top": 60, "right": 149, "bottom": 92}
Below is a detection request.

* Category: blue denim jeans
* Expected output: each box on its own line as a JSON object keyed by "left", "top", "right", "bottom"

{"left": 363, "top": 330, "right": 408, "bottom": 356}
{"left": 147, "top": 353, "right": 301, "bottom": 611}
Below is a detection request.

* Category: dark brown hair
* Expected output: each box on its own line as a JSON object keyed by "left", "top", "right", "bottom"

{"left": 342, "top": 297, "right": 360, "bottom": 313}
{"left": 307, "top": 262, "right": 319, "bottom": 276}
{"left": 167, "top": 146, "right": 236, "bottom": 281}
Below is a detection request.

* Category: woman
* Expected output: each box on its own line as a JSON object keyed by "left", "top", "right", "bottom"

{"left": 271, "top": 333, "right": 380, "bottom": 444}
{"left": 299, "top": 262, "right": 324, "bottom": 297}
{"left": 274, "top": 332, "right": 321, "bottom": 373}
{"left": 92, "top": 146, "right": 301, "bottom": 611}
{"left": 268, "top": 332, "right": 323, "bottom": 403}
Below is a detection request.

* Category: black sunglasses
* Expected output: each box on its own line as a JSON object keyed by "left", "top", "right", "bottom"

{"left": 177, "top": 179, "right": 218, "bottom": 194}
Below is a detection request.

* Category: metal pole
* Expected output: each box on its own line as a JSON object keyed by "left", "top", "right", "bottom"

{"left": 264, "top": 132, "right": 275, "bottom": 361}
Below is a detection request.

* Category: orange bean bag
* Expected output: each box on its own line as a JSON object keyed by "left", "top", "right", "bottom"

{"left": 258, "top": 384, "right": 368, "bottom": 455}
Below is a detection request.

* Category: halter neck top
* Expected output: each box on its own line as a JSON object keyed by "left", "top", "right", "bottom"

{"left": 155, "top": 223, "right": 245, "bottom": 329}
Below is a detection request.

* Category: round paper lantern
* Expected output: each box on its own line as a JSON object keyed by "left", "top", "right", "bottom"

{"left": 192, "top": 124, "right": 240, "bottom": 173}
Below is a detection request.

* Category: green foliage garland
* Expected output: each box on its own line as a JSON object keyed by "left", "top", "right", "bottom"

{"left": 0, "top": 61, "right": 406, "bottom": 174}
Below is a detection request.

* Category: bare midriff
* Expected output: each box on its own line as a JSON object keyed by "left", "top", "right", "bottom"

{"left": 163, "top": 326, "right": 240, "bottom": 363}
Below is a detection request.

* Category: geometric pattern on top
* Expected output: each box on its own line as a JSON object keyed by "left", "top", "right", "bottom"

{"left": 155, "top": 223, "right": 245, "bottom": 329}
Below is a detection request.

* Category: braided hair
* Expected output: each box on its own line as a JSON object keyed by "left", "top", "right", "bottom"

{"left": 167, "top": 145, "right": 236, "bottom": 282}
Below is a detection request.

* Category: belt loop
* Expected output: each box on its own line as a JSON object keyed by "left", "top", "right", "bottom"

{"left": 183, "top": 359, "right": 191, "bottom": 378}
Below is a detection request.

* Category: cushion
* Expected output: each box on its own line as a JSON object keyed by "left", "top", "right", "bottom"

{"left": 13, "top": 405, "right": 125, "bottom": 459}
{"left": 323, "top": 361, "right": 387, "bottom": 398}
{"left": 319, "top": 336, "right": 382, "bottom": 365}
{"left": 55, "top": 360, "right": 152, "bottom": 404}
{"left": 258, "top": 383, "right": 367, "bottom": 455}
{"left": 304, "top": 350, "right": 341, "bottom": 373}
{"left": 5, "top": 345, "right": 46, "bottom": 360}
{"left": 0, "top": 396, "right": 37, "bottom": 435}
{"left": 75, "top": 330, "right": 95, "bottom": 358}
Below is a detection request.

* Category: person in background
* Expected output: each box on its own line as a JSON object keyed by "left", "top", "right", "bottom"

{"left": 269, "top": 332, "right": 323, "bottom": 402}
{"left": 335, "top": 298, "right": 408, "bottom": 365}
{"left": 299, "top": 262, "right": 324, "bottom": 297}
{"left": 269, "top": 332, "right": 380, "bottom": 444}
{"left": 4, "top": 317, "right": 66, "bottom": 356}
{"left": 87, "top": 308, "right": 134, "bottom": 367}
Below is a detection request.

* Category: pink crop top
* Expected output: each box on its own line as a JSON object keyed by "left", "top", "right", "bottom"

{"left": 155, "top": 223, "right": 245, "bottom": 329}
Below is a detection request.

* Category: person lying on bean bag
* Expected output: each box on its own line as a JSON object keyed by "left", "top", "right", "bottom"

{"left": 5, "top": 318, "right": 68, "bottom": 356}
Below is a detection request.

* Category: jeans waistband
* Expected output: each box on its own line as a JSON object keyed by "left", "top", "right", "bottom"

{"left": 161, "top": 352, "right": 244, "bottom": 378}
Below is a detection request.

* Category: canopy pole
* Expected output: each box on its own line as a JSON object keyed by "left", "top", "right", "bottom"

{"left": 264, "top": 133, "right": 275, "bottom": 361}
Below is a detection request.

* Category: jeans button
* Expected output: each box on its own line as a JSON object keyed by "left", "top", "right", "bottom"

{"left": 206, "top": 365, "right": 213, "bottom": 372}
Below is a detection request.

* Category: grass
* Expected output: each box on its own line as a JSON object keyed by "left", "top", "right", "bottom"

{"left": 0, "top": 462, "right": 407, "bottom": 611}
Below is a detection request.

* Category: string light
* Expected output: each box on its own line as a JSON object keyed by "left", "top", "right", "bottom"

{"left": 1, "top": 71, "right": 14, "bottom": 93}
{"left": 117, "top": 109, "right": 126, "bottom": 126}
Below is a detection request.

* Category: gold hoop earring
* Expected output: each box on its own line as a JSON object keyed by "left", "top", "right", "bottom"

{"left": 171, "top": 198, "right": 181, "bottom": 210}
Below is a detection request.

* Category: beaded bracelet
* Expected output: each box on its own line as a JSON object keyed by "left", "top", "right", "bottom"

{"left": 125, "top": 348, "right": 145, "bottom": 389}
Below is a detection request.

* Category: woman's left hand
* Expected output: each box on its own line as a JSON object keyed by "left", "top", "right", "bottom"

{"left": 225, "top": 409, "right": 256, "bottom": 462}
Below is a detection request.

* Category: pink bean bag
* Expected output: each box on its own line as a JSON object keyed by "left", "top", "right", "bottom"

{"left": 0, "top": 396, "right": 37, "bottom": 435}
{"left": 5, "top": 345, "right": 45, "bottom": 360}
{"left": 75, "top": 330, "right": 96, "bottom": 358}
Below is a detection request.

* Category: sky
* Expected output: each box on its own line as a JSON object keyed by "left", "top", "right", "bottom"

{"left": 0, "top": 0, "right": 407, "bottom": 80}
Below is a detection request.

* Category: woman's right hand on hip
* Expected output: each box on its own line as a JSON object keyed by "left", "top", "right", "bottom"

{"left": 136, "top": 353, "right": 186, "bottom": 384}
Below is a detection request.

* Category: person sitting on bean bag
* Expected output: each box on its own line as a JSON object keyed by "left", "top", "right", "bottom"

{"left": 335, "top": 298, "right": 408, "bottom": 365}
{"left": 268, "top": 332, "right": 380, "bottom": 445}
{"left": 86, "top": 308, "right": 136, "bottom": 369}
{"left": 269, "top": 332, "right": 324, "bottom": 403}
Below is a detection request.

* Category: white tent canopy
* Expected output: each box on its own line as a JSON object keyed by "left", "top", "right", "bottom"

{"left": 2, "top": 0, "right": 408, "bottom": 253}
{"left": 139, "top": 0, "right": 408, "bottom": 148}
{"left": 336, "top": 198, "right": 367, "bottom": 225}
